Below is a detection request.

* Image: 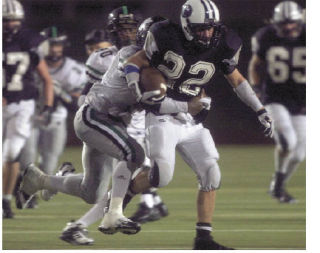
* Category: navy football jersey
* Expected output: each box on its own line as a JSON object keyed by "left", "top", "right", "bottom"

{"left": 252, "top": 25, "right": 306, "bottom": 114}
{"left": 3, "top": 29, "right": 45, "bottom": 104}
{"left": 144, "top": 20, "right": 242, "bottom": 101}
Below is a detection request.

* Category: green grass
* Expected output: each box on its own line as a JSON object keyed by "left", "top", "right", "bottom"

{"left": 2, "top": 145, "right": 306, "bottom": 250}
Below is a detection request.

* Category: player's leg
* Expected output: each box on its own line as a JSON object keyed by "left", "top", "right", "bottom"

{"left": 283, "top": 115, "right": 306, "bottom": 185}
{"left": 2, "top": 100, "right": 35, "bottom": 218}
{"left": 178, "top": 126, "right": 232, "bottom": 250}
{"left": 128, "top": 129, "right": 169, "bottom": 223}
{"left": 99, "top": 114, "right": 178, "bottom": 234}
{"left": 266, "top": 103, "right": 298, "bottom": 203}
{"left": 60, "top": 156, "right": 114, "bottom": 245}
{"left": 38, "top": 119, "right": 67, "bottom": 175}
{"left": 15, "top": 127, "right": 40, "bottom": 209}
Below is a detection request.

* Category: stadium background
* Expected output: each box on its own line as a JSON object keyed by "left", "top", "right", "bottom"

{"left": 21, "top": 0, "right": 305, "bottom": 145}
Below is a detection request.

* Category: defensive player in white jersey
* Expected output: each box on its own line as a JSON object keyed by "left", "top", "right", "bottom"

{"left": 17, "top": 27, "right": 87, "bottom": 206}
{"left": 249, "top": 1, "right": 306, "bottom": 203}
{"left": 58, "top": 12, "right": 168, "bottom": 245}
{"left": 101, "top": 0, "right": 273, "bottom": 250}
{"left": 2, "top": 0, "right": 54, "bottom": 218}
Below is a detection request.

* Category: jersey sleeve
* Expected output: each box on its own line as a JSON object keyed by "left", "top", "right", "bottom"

{"left": 217, "top": 28, "right": 243, "bottom": 75}
{"left": 251, "top": 27, "right": 269, "bottom": 60}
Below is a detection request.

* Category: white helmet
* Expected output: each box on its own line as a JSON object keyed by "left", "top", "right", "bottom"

{"left": 3, "top": 0, "right": 24, "bottom": 20}
{"left": 180, "top": 0, "right": 220, "bottom": 47}
{"left": 272, "top": 1, "right": 304, "bottom": 38}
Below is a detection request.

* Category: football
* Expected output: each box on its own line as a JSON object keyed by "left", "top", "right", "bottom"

{"left": 139, "top": 67, "right": 167, "bottom": 99}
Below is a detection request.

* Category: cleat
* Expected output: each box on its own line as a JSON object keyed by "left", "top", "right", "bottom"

{"left": 193, "top": 236, "right": 234, "bottom": 250}
{"left": 41, "top": 162, "right": 75, "bottom": 201}
{"left": 269, "top": 172, "right": 297, "bottom": 204}
{"left": 20, "top": 163, "right": 45, "bottom": 196}
{"left": 60, "top": 221, "right": 94, "bottom": 246}
{"left": 155, "top": 202, "right": 169, "bottom": 218}
{"left": 269, "top": 189, "right": 297, "bottom": 204}
{"left": 15, "top": 190, "right": 30, "bottom": 209}
{"left": 129, "top": 203, "right": 161, "bottom": 224}
{"left": 98, "top": 212, "right": 141, "bottom": 235}
{"left": 25, "top": 194, "right": 38, "bottom": 209}
{"left": 3, "top": 199, "right": 14, "bottom": 219}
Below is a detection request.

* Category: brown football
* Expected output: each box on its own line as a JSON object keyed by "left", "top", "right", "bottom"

{"left": 139, "top": 67, "right": 167, "bottom": 98}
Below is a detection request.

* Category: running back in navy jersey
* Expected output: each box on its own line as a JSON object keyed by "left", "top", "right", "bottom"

{"left": 3, "top": 29, "right": 45, "bottom": 104}
{"left": 144, "top": 20, "right": 242, "bottom": 102}
{"left": 252, "top": 25, "right": 306, "bottom": 114}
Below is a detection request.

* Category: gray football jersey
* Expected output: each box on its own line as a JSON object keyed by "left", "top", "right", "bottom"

{"left": 85, "top": 45, "right": 141, "bottom": 116}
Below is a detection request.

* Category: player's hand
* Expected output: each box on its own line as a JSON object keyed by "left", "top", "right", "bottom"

{"left": 128, "top": 81, "right": 143, "bottom": 102}
{"left": 188, "top": 89, "right": 211, "bottom": 115}
{"left": 257, "top": 108, "right": 273, "bottom": 137}
{"left": 36, "top": 105, "right": 53, "bottom": 127}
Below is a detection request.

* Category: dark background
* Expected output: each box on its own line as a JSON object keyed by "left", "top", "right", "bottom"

{"left": 20, "top": 0, "right": 306, "bottom": 144}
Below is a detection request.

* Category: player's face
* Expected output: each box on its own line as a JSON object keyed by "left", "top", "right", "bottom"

{"left": 195, "top": 27, "right": 214, "bottom": 46}
{"left": 47, "top": 43, "right": 64, "bottom": 62}
{"left": 118, "top": 24, "right": 137, "bottom": 46}
{"left": 278, "top": 21, "right": 302, "bottom": 39}
{"left": 85, "top": 41, "right": 113, "bottom": 56}
{"left": 3, "top": 20, "right": 22, "bottom": 35}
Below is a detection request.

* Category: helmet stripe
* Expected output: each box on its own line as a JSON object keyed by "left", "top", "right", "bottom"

{"left": 52, "top": 26, "right": 58, "bottom": 38}
{"left": 122, "top": 6, "right": 128, "bottom": 15}
{"left": 207, "top": 0, "right": 220, "bottom": 21}
{"left": 200, "top": 0, "right": 210, "bottom": 20}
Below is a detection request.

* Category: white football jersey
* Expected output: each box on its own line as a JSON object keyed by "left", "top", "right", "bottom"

{"left": 85, "top": 45, "right": 141, "bottom": 117}
{"left": 49, "top": 57, "right": 86, "bottom": 120}
{"left": 85, "top": 46, "right": 118, "bottom": 83}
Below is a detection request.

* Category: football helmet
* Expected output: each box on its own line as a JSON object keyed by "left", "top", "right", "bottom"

{"left": 180, "top": 0, "right": 221, "bottom": 48}
{"left": 84, "top": 29, "right": 109, "bottom": 45}
{"left": 136, "top": 16, "right": 166, "bottom": 48}
{"left": 3, "top": 0, "right": 24, "bottom": 39}
{"left": 272, "top": 1, "right": 304, "bottom": 39}
{"left": 106, "top": 6, "right": 140, "bottom": 48}
{"left": 41, "top": 26, "right": 68, "bottom": 62}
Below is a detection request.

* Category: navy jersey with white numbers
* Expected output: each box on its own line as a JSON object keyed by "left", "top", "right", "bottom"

{"left": 144, "top": 20, "right": 242, "bottom": 101}
{"left": 252, "top": 25, "right": 306, "bottom": 114}
{"left": 3, "top": 29, "right": 45, "bottom": 104}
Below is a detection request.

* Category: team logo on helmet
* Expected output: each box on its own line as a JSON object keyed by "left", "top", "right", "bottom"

{"left": 182, "top": 4, "right": 193, "bottom": 18}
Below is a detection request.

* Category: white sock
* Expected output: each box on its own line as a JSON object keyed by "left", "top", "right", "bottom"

{"left": 3, "top": 194, "right": 12, "bottom": 201}
{"left": 141, "top": 194, "right": 154, "bottom": 208}
{"left": 77, "top": 190, "right": 110, "bottom": 227}
{"left": 153, "top": 195, "right": 162, "bottom": 205}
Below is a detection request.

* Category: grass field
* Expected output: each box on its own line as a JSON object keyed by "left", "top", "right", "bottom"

{"left": 2, "top": 145, "right": 306, "bottom": 250}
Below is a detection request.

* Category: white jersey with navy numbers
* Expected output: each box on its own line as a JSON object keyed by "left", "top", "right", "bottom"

{"left": 85, "top": 46, "right": 118, "bottom": 83}
{"left": 49, "top": 57, "right": 86, "bottom": 120}
{"left": 85, "top": 45, "right": 141, "bottom": 117}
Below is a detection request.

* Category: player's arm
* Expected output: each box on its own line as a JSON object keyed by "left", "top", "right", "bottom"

{"left": 225, "top": 68, "right": 272, "bottom": 137}
{"left": 36, "top": 59, "right": 54, "bottom": 107}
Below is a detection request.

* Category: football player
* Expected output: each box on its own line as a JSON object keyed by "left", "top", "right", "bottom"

{"left": 18, "top": 26, "right": 87, "bottom": 204}
{"left": 2, "top": 0, "right": 54, "bottom": 218}
{"left": 59, "top": 12, "right": 171, "bottom": 245}
{"left": 248, "top": 1, "right": 305, "bottom": 203}
{"left": 100, "top": 0, "right": 273, "bottom": 250}
{"left": 84, "top": 29, "right": 113, "bottom": 56}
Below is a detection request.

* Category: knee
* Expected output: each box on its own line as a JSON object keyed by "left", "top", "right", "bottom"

{"left": 127, "top": 139, "right": 145, "bottom": 171}
{"left": 277, "top": 131, "right": 297, "bottom": 153}
{"left": 3, "top": 143, "right": 22, "bottom": 163}
{"left": 80, "top": 186, "right": 99, "bottom": 204}
{"left": 197, "top": 160, "right": 221, "bottom": 191}
{"left": 291, "top": 148, "right": 306, "bottom": 163}
{"left": 148, "top": 160, "right": 173, "bottom": 188}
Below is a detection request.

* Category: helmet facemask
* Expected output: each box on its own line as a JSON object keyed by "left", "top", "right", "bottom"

{"left": 187, "top": 21, "right": 220, "bottom": 48}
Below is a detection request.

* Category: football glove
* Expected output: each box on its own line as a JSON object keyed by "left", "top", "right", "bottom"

{"left": 257, "top": 108, "right": 273, "bottom": 137}
{"left": 37, "top": 105, "right": 54, "bottom": 126}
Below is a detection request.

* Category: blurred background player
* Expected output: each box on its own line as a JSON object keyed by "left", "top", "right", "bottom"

{"left": 2, "top": 0, "right": 54, "bottom": 218}
{"left": 249, "top": 1, "right": 305, "bottom": 203}
{"left": 18, "top": 26, "right": 87, "bottom": 206}
{"left": 84, "top": 29, "right": 113, "bottom": 56}
{"left": 59, "top": 10, "right": 168, "bottom": 246}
